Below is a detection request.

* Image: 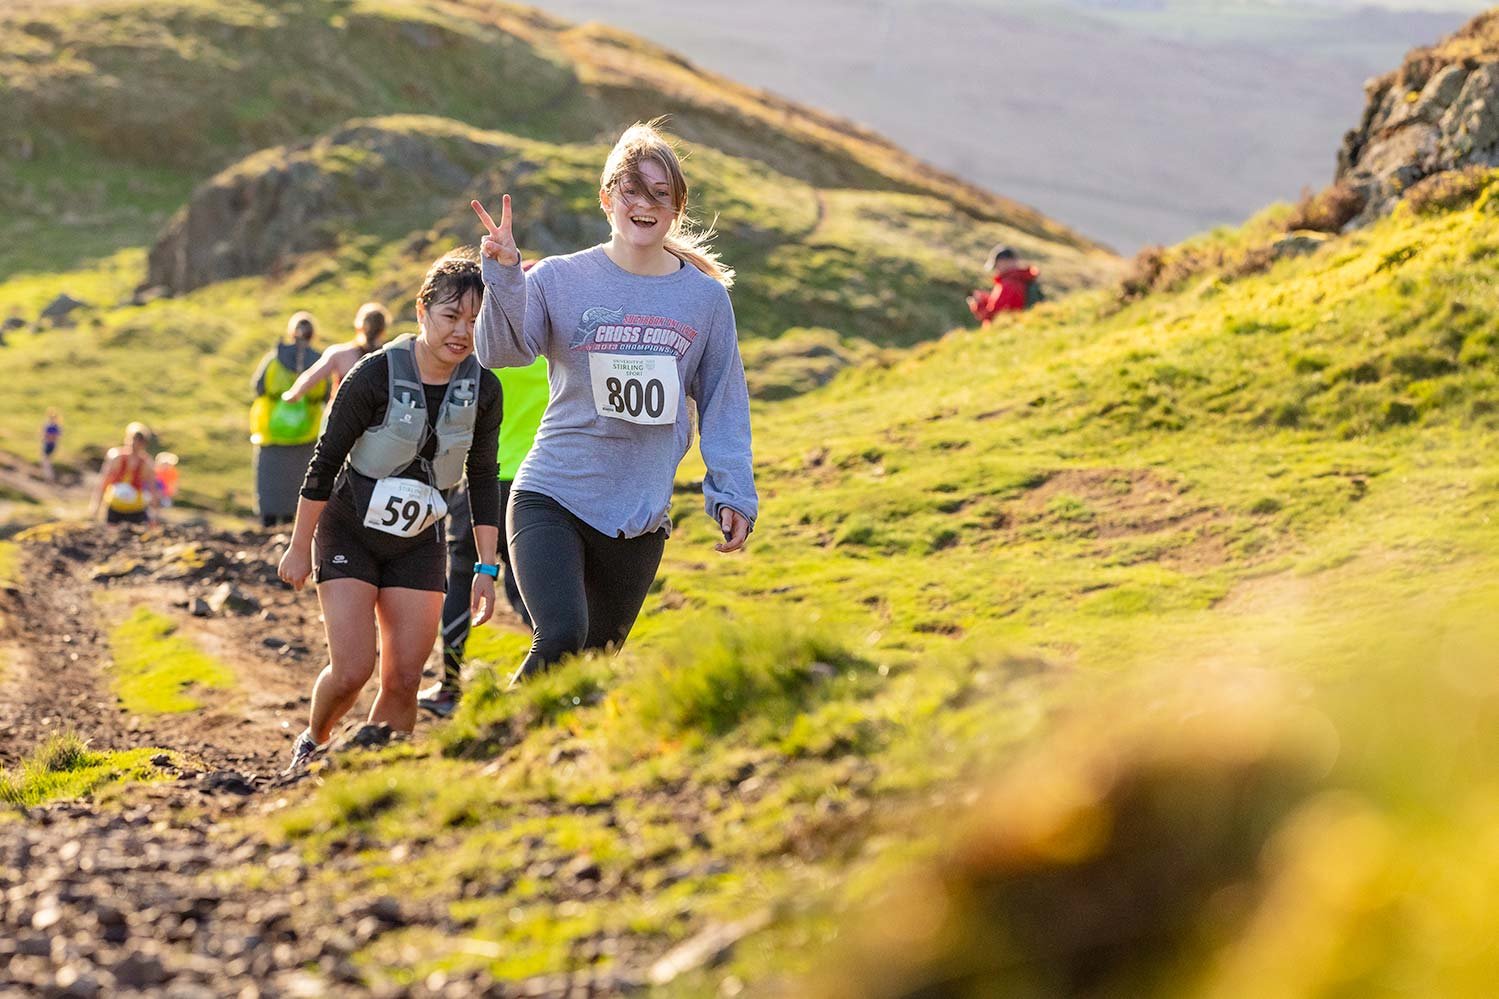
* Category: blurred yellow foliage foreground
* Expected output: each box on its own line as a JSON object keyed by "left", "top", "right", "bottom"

{"left": 810, "top": 581, "right": 1499, "bottom": 998}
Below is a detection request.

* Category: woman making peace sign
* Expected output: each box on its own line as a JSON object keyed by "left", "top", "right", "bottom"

{"left": 474, "top": 120, "right": 757, "bottom": 686}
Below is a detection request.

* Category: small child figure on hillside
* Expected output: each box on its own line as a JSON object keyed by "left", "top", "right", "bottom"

{"left": 39, "top": 409, "right": 62, "bottom": 482}
{"left": 966, "top": 244, "right": 1044, "bottom": 323}
{"left": 154, "top": 452, "right": 180, "bottom": 507}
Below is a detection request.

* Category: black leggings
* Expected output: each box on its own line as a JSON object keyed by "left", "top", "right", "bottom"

{"left": 508, "top": 489, "right": 666, "bottom": 683}
{"left": 440, "top": 481, "right": 529, "bottom": 688}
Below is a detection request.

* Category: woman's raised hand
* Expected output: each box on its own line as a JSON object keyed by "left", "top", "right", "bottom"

{"left": 472, "top": 196, "right": 520, "bottom": 266}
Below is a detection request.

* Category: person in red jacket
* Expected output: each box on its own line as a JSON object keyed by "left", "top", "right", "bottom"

{"left": 967, "top": 245, "right": 1044, "bottom": 323}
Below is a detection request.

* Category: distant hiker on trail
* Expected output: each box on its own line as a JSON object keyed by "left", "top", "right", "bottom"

{"left": 966, "top": 244, "right": 1044, "bottom": 323}
{"left": 89, "top": 422, "right": 160, "bottom": 526}
{"left": 251, "top": 312, "right": 326, "bottom": 528}
{"left": 419, "top": 341, "right": 547, "bottom": 718}
{"left": 154, "top": 451, "right": 179, "bottom": 508}
{"left": 282, "top": 302, "right": 391, "bottom": 405}
{"left": 39, "top": 408, "right": 61, "bottom": 482}
{"left": 472, "top": 118, "right": 758, "bottom": 688}
{"left": 276, "top": 250, "right": 502, "bottom": 772}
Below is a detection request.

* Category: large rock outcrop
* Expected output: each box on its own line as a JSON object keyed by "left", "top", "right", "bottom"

{"left": 145, "top": 116, "right": 604, "bottom": 294}
{"left": 1337, "top": 11, "right": 1499, "bottom": 225}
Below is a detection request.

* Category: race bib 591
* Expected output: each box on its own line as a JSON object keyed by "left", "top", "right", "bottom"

{"left": 362, "top": 477, "right": 447, "bottom": 538}
{"left": 589, "top": 354, "right": 679, "bottom": 426}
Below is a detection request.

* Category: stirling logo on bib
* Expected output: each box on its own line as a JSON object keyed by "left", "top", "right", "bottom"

{"left": 570, "top": 306, "right": 698, "bottom": 427}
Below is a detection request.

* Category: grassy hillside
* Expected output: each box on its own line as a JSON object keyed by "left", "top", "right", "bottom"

{"left": 197, "top": 181, "right": 1499, "bottom": 992}
{"left": 0, "top": 0, "right": 1114, "bottom": 512}
{"left": 0, "top": 0, "right": 1103, "bottom": 280}
{"left": 0, "top": 106, "right": 1108, "bottom": 512}
{"left": 5, "top": 1, "right": 1498, "bottom": 993}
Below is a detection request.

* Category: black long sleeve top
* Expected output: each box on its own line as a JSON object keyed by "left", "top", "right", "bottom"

{"left": 299, "top": 352, "right": 503, "bottom": 528}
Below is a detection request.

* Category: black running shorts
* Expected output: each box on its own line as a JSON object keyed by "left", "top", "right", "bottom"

{"left": 312, "top": 494, "right": 447, "bottom": 593}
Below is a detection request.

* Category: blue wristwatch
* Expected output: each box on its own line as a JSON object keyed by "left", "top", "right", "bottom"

{"left": 473, "top": 562, "right": 500, "bottom": 579}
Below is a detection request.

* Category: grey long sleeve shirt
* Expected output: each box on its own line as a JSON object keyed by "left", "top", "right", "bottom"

{"left": 476, "top": 247, "right": 757, "bottom": 539}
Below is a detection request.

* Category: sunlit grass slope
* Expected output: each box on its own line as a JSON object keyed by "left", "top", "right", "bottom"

{"left": 225, "top": 183, "right": 1499, "bottom": 992}
{"left": 810, "top": 583, "right": 1499, "bottom": 997}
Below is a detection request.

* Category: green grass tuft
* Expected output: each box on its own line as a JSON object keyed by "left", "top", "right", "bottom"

{"left": 108, "top": 607, "right": 236, "bottom": 714}
{"left": 0, "top": 732, "right": 166, "bottom": 807}
{"left": 608, "top": 613, "right": 873, "bottom": 746}
{"left": 437, "top": 653, "right": 613, "bottom": 759}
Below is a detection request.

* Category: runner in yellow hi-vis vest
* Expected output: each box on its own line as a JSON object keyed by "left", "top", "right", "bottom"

{"left": 250, "top": 312, "right": 327, "bottom": 527}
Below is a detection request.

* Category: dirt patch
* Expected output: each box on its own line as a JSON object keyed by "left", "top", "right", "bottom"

{"left": 0, "top": 512, "right": 552, "bottom": 993}
{"left": 0, "top": 449, "right": 87, "bottom": 524}
{"left": 1005, "top": 468, "right": 1232, "bottom": 570}
{"left": 0, "top": 521, "right": 532, "bottom": 996}
{"left": 0, "top": 522, "right": 337, "bottom": 772}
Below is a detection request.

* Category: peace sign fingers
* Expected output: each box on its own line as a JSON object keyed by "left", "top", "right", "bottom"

{"left": 471, "top": 197, "right": 502, "bottom": 236}
{"left": 472, "top": 196, "right": 520, "bottom": 265}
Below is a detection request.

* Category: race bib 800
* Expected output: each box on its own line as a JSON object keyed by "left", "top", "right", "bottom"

{"left": 589, "top": 354, "right": 680, "bottom": 426}
{"left": 362, "top": 477, "right": 447, "bottom": 538}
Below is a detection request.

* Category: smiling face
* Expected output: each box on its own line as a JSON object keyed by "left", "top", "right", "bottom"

{"left": 416, "top": 290, "right": 480, "bottom": 365}
{"left": 414, "top": 252, "right": 483, "bottom": 366}
{"left": 601, "top": 156, "right": 680, "bottom": 251}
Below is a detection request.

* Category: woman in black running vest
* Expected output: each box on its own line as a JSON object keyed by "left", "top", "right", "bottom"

{"left": 277, "top": 251, "right": 503, "bottom": 771}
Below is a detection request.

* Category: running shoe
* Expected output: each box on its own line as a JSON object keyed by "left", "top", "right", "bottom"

{"left": 417, "top": 682, "right": 460, "bottom": 718}
{"left": 285, "top": 729, "right": 323, "bottom": 773}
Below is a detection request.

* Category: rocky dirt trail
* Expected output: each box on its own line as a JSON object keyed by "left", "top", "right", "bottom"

{"left": 0, "top": 521, "right": 342, "bottom": 996}
{"left": 0, "top": 522, "right": 328, "bottom": 772}
{"left": 0, "top": 447, "right": 747, "bottom": 999}
{"left": 0, "top": 519, "right": 574, "bottom": 998}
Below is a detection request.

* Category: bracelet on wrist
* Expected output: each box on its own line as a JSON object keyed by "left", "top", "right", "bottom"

{"left": 473, "top": 562, "right": 500, "bottom": 579}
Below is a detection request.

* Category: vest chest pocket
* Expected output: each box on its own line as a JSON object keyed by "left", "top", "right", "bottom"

{"left": 430, "top": 377, "right": 478, "bottom": 488}
{"left": 385, "top": 390, "right": 427, "bottom": 445}
{"left": 348, "top": 387, "right": 426, "bottom": 479}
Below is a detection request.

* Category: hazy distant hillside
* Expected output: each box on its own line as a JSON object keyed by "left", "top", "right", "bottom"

{"left": 1286, "top": 0, "right": 1489, "bottom": 9}
{"left": 539, "top": 0, "right": 1483, "bottom": 249}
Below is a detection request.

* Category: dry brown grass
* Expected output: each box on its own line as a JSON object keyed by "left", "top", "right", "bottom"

{"left": 1403, "top": 166, "right": 1496, "bottom": 215}
{"left": 1284, "top": 182, "right": 1365, "bottom": 234}
{"left": 1371, "top": 9, "right": 1499, "bottom": 94}
{"left": 1118, "top": 245, "right": 1168, "bottom": 302}
{"left": 1117, "top": 239, "right": 1263, "bottom": 303}
{"left": 1116, "top": 181, "right": 1366, "bottom": 304}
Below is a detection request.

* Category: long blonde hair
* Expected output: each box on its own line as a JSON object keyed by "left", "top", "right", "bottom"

{"left": 600, "top": 119, "right": 735, "bottom": 289}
